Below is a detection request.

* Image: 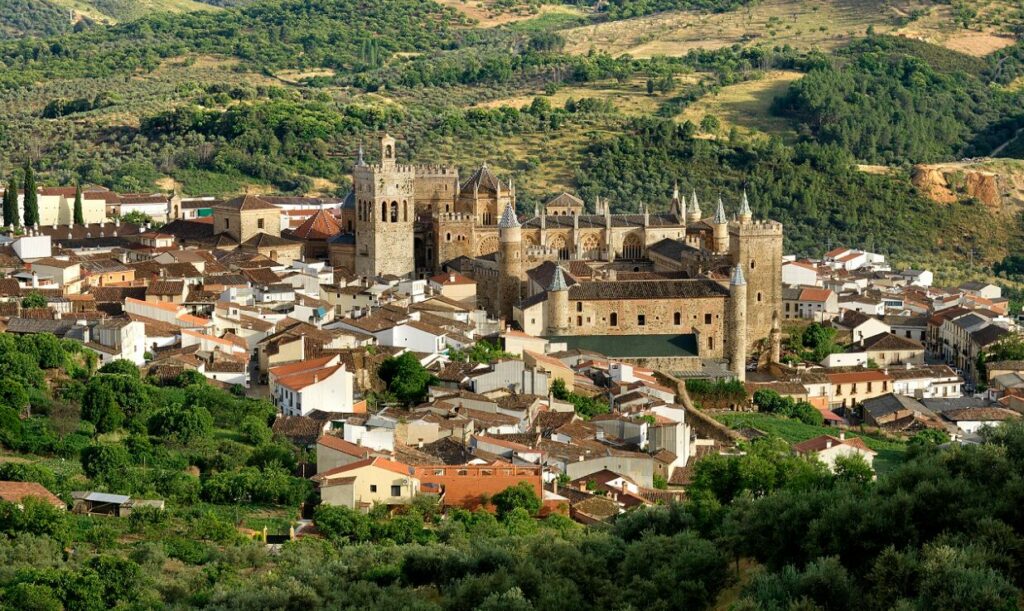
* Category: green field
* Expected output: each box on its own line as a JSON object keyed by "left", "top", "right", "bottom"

{"left": 714, "top": 412, "right": 909, "bottom": 474}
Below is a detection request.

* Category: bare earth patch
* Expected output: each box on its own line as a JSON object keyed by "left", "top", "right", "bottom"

{"left": 893, "top": 4, "right": 1015, "bottom": 57}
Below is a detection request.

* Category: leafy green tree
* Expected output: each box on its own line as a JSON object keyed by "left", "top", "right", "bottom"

{"left": 2, "top": 174, "right": 17, "bottom": 227}
{"left": 491, "top": 482, "right": 541, "bottom": 519}
{"left": 314, "top": 504, "right": 372, "bottom": 542}
{"left": 148, "top": 404, "right": 214, "bottom": 444}
{"left": 22, "top": 162, "right": 37, "bottom": 226}
{"left": 378, "top": 352, "right": 436, "bottom": 405}
{"left": 239, "top": 414, "right": 272, "bottom": 445}
{"left": 73, "top": 182, "right": 84, "bottom": 225}
{"left": 833, "top": 454, "right": 874, "bottom": 485}
{"left": 20, "top": 292, "right": 47, "bottom": 309}
{"left": 80, "top": 444, "right": 132, "bottom": 483}
{"left": 80, "top": 383, "right": 124, "bottom": 433}
{"left": 98, "top": 359, "right": 139, "bottom": 377}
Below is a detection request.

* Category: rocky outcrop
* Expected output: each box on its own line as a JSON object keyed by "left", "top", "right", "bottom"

{"left": 912, "top": 163, "right": 1002, "bottom": 208}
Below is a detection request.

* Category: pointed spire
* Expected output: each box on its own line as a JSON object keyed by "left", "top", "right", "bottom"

{"left": 548, "top": 265, "right": 569, "bottom": 292}
{"left": 731, "top": 264, "right": 746, "bottom": 286}
{"left": 357, "top": 143, "right": 365, "bottom": 166}
{"left": 673, "top": 181, "right": 680, "bottom": 201}
{"left": 690, "top": 190, "right": 701, "bottom": 216}
{"left": 739, "top": 190, "right": 752, "bottom": 221}
{"left": 498, "top": 202, "right": 520, "bottom": 229}
{"left": 714, "top": 196, "right": 727, "bottom": 224}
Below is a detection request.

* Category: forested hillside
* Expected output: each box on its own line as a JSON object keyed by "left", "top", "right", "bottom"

{"left": 0, "top": 0, "right": 71, "bottom": 39}
{"left": 1, "top": 0, "right": 1022, "bottom": 267}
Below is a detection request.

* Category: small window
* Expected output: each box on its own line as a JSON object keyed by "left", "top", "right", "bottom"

{"left": 610, "top": 313, "right": 618, "bottom": 326}
{"left": 257, "top": 218, "right": 265, "bottom": 230}
{"left": 225, "top": 218, "right": 230, "bottom": 228}
{"left": 577, "top": 316, "right": 582, "bottom": 326}
{"left": 638, "top": 314, "right": 646, "bottom": 326}
{"left": 704, "top": 313, "right": 712, "bottom": 325}
{"left": 390, "top": 485, "right": 401, "bottom": 497}
{"left": 370, "top": 485, "right": 377, "bottom": 493}
{"left": 757, "top": 292, "right": 762, "bottom": 302}
{"left": 576, "top": 302, "right": 582, "bottom": 312}
{"left": 674, "top": 312, "right": 681, "bottom": 325}
{"left": 433, "top": 469, "right": 444, "bottom": 476}
{"left": 707, "top": 336, "right": 714, "bottom": 350}
{"left": 750, "top": 259, "right": 756, "bottom": 270}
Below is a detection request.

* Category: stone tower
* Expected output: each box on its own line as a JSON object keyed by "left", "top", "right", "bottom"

{"left": 712, "top": 197, "right": 728, "bottom": 254}
{"left": 728, "top": 264, "right": 748, "bottom": 382}
{"left": 547, "top": 265, "right": 570, "bottom": 336}
{"left": 729, "top": 191, "right": 783, "bottom": 351}
{"left": 497, "top": 202, "right": 522, "bottom": 322}
{"left": 353, "top": 134, "right": 416, "bottom": 279}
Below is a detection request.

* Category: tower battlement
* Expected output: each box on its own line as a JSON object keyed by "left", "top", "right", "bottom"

{"left": 730, "top": 219, "right": 783, "bottom": 237}
{"left": 436, "top": 212, "right": 474, "bottom": 222}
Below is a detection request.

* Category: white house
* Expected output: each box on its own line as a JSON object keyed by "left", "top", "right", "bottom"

{"left": 85, "top": 319, "right": 147, "bottom": 366}
{"left": 269, "top": 354, "right": 355, "bottom": 417}
{"left": 792, "top": 433, "right": 876, "bottom": 472}
{"left": 12, "top": 234, "right": 52, "bottom": 261}
{"left": 782, "top": 260, "right": 820, "bottom": 287}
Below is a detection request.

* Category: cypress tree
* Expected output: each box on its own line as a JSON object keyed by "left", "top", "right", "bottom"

{"left": 3, "top": 175, "right": 18, "bottom": 227}
{"left": 22, "top": 163, "right": 37, "bottom": 227}
{"left": 73, "top": 182, "right": 84, "bottom": 225}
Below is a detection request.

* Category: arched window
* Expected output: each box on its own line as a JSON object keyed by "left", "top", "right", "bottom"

{"left": 622, "top": 233, "right": 643, "bottom": 260}
{"left": 390, "top": 202, "right": 399, "bottom": 223}
{"left": 580, "top": 234, "right": 600, "bottom": 260}
{"left": 674, "top": 312, "right": 681, "bottom": 325}
{"left": 610, "top": 313, "right": 618, "bottom": 326}
{"left": 750, "top": 259, "right": 756, "bottom": 270}
{"left": 757, "top": 292, "right": 763, "bottom": 302}
{"left": 446, "top": 233, "right": 452, "bottom": 242}
{"left": 385, "top": 144, "right": 393, "bottom": 159}
{"left": 381, "top": 202, "right": 388, "bottom": 222}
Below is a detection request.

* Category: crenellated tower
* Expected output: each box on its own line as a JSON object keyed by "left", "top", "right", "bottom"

{"left": 353, "top": 134, "right": 416, "bottom": 279}
{"left": 729, "top": 190, "right": 783, "bottom": 350}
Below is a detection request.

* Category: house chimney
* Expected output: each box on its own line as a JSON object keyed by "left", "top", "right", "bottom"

{"left": 552, "top": 476, "right": 558, "bottom": 495}
{"left": 826, "top": 440, "right": 833, "bottom": 449}
{"left": 839, "top": 431, "right": 845, "bottom": 441}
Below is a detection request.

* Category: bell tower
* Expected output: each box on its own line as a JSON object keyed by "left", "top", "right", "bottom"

{"left": 353, "top": 134, "right": 416, "bottom": 279}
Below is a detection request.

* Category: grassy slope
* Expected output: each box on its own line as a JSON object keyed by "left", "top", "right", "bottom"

{"left": 714, "top": 412, "right": 908, "bottom": 474}
{"left": 51, "top": 0, "right": 221, "bottom": 23}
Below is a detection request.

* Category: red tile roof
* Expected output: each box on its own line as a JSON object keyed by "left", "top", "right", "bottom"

{"left": 792, "top": 434, "right": 875, "bottom": 455}
{"left": 799, "top": 288, "right": 833, "bottom": 302}
{"left": 312, "top": 456, "right": 411, "bottom": 481}
{"left": 0, "top": 481, "right": 64, "bottom": 509}
{"left": 826, "top": 371, "right": 892, "bottom": 384}
{"left": 291, "top": 209, "right": 343, "bottom": 240}
{"left": 316, "top": 434, "right": 373, "bottom": 459}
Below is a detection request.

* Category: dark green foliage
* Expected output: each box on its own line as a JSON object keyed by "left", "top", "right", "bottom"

{"left": 575, "top": 117, "right": 976, "bottom": 259}
{"left": 752, "top": 389, "right": 823, "bottom": 426}
{"left": 21, "top": 162, "right": 37, "bottom": 227}
{"left": 685, "top": 378, "right": 746, "bottom": 409}
{"left": 19, "top": 291, "right": 46, "bottom": 309}
{"left": 72, "top": 182, "right": 84, "bottom": 225}
{"left": 80, "top": 444, "right": 132, "bottom": 483}
{"left": 569, "top": 0, "right": 755, "bottom": 20}
{"left": 97, "top": 359, "right": 139, "bottom": 377}
{"left": 2, "top": 174, "right": 16, "bottom": 227}
{"left": 0, "top": 0, "right": 69, "bottom": 40}
{"left": 378, "top": 352, "right": 436, "bottom": 405}
{"left": 491, "top": 482, "right": 542, "bottom": 518}
{"left": 201, "top": 466, "right": 311, "bottom": 505}
{"left": 773, "top": 36, "right": 1020, "bottom": 163}
{"left": 147, "top": 404, "right": 214, "bottom": 444}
